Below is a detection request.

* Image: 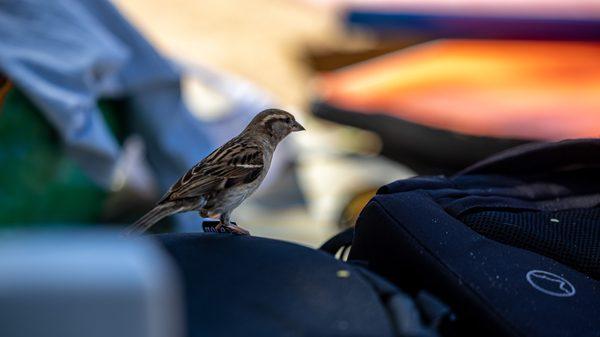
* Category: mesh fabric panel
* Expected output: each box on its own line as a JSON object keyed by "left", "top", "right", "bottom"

{"left": 461, "top": 208, "right": 600, "bottom": 279}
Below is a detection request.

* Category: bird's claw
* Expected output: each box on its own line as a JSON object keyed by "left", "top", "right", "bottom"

{"left": 215, "top": 223, "right": 250, "bottom": 236}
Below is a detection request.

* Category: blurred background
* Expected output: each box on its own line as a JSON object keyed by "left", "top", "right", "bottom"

{"left": 1, "top": 0, "right": 600, "bottom": 247}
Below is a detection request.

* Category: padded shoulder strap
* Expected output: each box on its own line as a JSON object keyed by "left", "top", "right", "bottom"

{"left": 320, "top": 228, "right": 354, "bottom": 255}
{"left": 456, "top": 138, "right": 600, "bottom": 177}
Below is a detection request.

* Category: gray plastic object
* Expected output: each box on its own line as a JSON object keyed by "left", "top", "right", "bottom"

{"left": 0, "top": 230, "right": 184, "bottom": 337}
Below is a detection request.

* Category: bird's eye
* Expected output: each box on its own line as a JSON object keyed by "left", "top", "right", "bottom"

{"left": 285, "top": 117, "right": 291, "bottom": 123}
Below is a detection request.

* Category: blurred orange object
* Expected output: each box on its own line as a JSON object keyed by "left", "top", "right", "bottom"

{"left": 316, "top": 40, "right": 600, "bottom": 140}
{"left": 0, "top": 77, "right": 12, "bottom": 111}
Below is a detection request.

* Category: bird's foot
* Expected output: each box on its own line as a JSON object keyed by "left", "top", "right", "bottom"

{"left": 215, "top": 223, "right": 250, "bottom": 236}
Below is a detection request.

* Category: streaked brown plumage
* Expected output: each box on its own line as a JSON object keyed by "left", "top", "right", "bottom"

{"left": 125, "top": 108, "right": 305, "bottom": 235}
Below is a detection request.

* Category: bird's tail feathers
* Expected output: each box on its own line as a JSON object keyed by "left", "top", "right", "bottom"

{"left": 124, "top": 202, "right": 182, "bottom": 235}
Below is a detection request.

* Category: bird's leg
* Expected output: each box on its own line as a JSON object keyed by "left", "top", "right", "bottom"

{"left": 220, "top": 212, "right": 231, "bottom": 225}
{"left": 200, "top": 210, "right": 225, "bottom": 231}
{"left": 219, "top": 212, "right": 250, "bottom": 235}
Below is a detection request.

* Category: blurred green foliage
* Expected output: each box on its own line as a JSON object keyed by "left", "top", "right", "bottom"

{"left": 0, "top": 88, "right": 116, "bottom": 226}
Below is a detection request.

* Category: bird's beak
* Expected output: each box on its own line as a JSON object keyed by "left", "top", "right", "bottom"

{"left": 292, "top": 120, "right": 305, "bottom": 132}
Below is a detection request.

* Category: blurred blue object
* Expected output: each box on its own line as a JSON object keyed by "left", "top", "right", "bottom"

{"left": 0, "top": 230, "right": 184, "bottom": 337}
{"left": 0, "top": 0, "right": 194, "bottom": 188}
{"left": 0, "top": 0, "right": 272, "bottom": 189}
{"left": 0, "top": 0, "right": 279, "bottom": 230}
{"left": 345, "top": 9, "right": 600, "bottom": 41}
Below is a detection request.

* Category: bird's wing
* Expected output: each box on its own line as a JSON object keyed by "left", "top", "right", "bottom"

{"left": 159, "top": 142, "right": 264, "bottom": 202}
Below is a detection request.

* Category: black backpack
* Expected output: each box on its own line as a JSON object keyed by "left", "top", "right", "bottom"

{"left": 154, "top": 233, "right": 450, "bottom": 337}
{"left": 333, "top": 139, "right": 600, "bottom": 337}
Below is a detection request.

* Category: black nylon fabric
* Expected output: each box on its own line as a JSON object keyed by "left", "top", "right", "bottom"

{"left": 153, "top": 233, "right": 434, "bottom": 337}
{"left": 350, "top": 139, "right": 600, "bottom": 337}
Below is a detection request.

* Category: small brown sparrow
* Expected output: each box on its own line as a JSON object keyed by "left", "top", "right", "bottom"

{"left": 125, "top": 109, "right": 305, "bottom": 235}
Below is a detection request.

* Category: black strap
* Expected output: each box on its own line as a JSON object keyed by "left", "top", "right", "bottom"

{"left": 416, "top": 291, "right": 457, "bottom": 336}
{"left": 319, "top": 228, "right": 354, "bottom": 255}
{"left": 456, "top": 138, "right": 600, "bottom": 177}
{"left": 354, "top": 266, "right": 441, "bottom": 337}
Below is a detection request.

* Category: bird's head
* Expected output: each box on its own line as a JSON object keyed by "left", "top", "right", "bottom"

{"left": 246, "top": 108, "right": 305, "bottom": 143}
